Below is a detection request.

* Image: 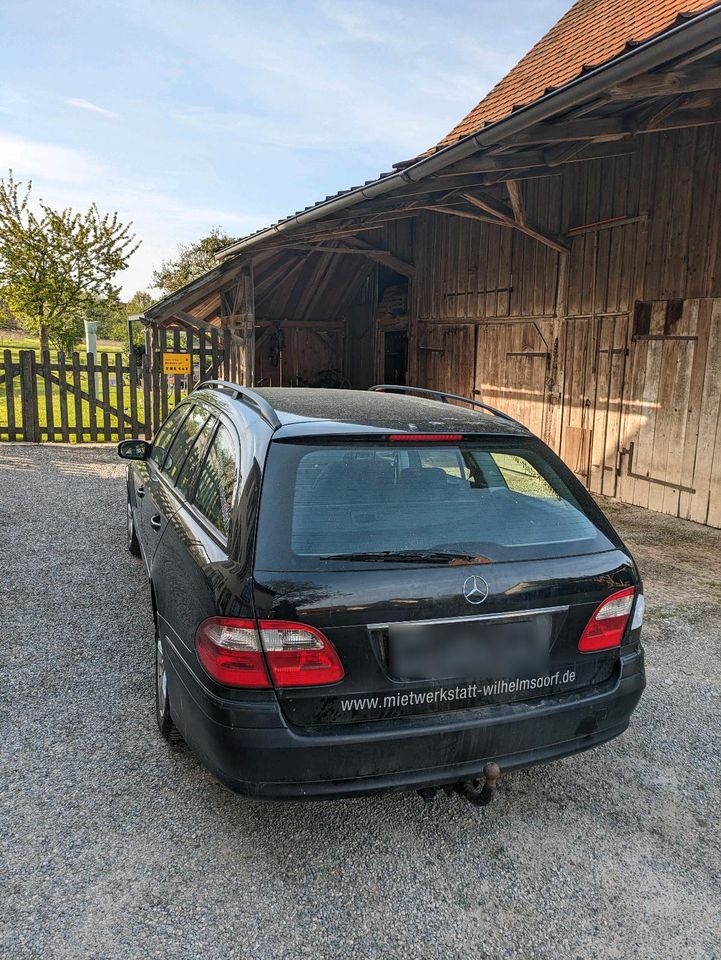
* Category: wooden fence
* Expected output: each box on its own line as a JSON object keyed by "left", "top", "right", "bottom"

{"left": 0, "top": 328, "right": 232, "bottom": 443}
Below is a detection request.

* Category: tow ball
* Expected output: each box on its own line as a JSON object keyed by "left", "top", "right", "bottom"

{"left": 418, "top": 763, "right": 501, "bottom": 807}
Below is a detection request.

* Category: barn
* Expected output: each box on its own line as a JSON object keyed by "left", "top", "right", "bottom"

{"left": 144, "top": 0, "right": 721, "bottom": 528}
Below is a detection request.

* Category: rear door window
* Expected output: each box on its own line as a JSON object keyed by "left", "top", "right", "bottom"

{"left": 149, "top": 406, "right": 190, "bottom": 469}
{"left": 256, "top": 439, "right": 615, "bottom": 569}
{"left": 162, "top": 406, "right": 209, "bottom": 483}
{"left": 192, "top": 423, "right": 238, "bottom": 537}
{"left": 176, "top": 417, "right": 216, "bottom": 499}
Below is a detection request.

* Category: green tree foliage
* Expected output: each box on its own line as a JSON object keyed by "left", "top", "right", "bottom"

{"left": 152, "top": 227, "right": 234, "bottom": 295}
{"left": 92, "top": 289, "right": 154, "bottom": 347}
{"left": 0, "top": 171, "right": 139, "bottom": 352}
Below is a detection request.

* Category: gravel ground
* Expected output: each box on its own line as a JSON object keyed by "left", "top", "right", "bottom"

{"left": 2, "top": 442, "right": 720, "bottom": 960}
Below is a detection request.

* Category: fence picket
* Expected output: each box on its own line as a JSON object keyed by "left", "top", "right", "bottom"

{"left": 3, "top": 350, "right": 16, "bottom": 441}
{"left": 19, "top": 350, "right": 38, "bottom": 442}
{"left": 210, "top": 329, "right": 219, "bottom": 379}
{"left": 41, "top": 349, "right": 55, "bottom": 441}
{"left": 87, "top": 354, "right": 98, "bottom": 441}
{"left": 115, "top": 353, "right": 126, "bottom": 440}
{"left": 71, "top": 352, "right": 85, "bottom": 442}
{"left": 100, "top": 353, "right": 111, "bottom": 440}
{"left": 144, "top": 352, "right": 154, "bottom": 440}
{"left": 128, "top": 351, "right": 139, "bottom": 437}
{"left": 58, "top": 352, "right": 70, "bottom": 442}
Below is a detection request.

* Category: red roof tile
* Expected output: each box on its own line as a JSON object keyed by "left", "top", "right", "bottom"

{"left": 436, "top": 0, "right": 718, "bottom": 148}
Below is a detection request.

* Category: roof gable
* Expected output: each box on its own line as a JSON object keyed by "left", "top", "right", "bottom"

{"left": 436, "top": 0, "right": 717, "bottom": 149}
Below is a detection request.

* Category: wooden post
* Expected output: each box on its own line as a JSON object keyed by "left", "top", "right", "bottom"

{"left": 19, "top": 350, "right": 39, "bottom": 443}
{"left": 4, "top": 349, "right": 17, "bottom": 441}
{"left": 221, "top": 262, "right": 255, "bottom": 386}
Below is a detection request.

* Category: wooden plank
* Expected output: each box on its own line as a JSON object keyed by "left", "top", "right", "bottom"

{"left": 86, "top": 353, "right": 98, "bottom": 441}
{"left": 115, "top": 353, "right": 126, "bottom": 441}
{"left": 210, "top": 328, "right": 220, "bottom": 380}
{"left": 57, "top": 352, "right": 69, "bottom": 442}
{"left": 18, "top": 350, "right": 38, "bottom": 443}
{"left": 100, "top": 352, "right": 111, "bottom": 441}
{"left": 687, "top": 299, "right": 721, "bottom": 524}
{"left": 128, "top": 348, "right": 139, "bottom": 437}
{"left": 199, "top": 330, "right": 208, "bottom": 383}
{"left": 172, "top": 329, "right": 182, "bottom": 409}
{"left": 159, "top": 328, "right": 169, "bottom": 421}
{"left": 142, "top": 351, "right": 152, "bottom": 440}
{"left": 71, "top": 352, "right": 85, "bottom": 443}
{"left": 41, "top": 349, "right": 55, "bottom": 441}
{"left": 460, "top": 191, "right": 570, "bottom": 254}
{"left": 3, "top": 350, "right": 16, "bottom": 441}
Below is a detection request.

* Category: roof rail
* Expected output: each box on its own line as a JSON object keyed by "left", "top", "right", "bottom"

{"left": 369, "top": 384, "right": 521, "bottom": 425}
{"left": 193, "top": 380, "right": 282, "bottom": 430}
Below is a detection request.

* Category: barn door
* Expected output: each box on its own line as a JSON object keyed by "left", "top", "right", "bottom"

{"left": 417, "top": 324, "right": 475, "bottom": 400}
{"left": 618, "top": 299, "right": 721, "bottom": 526}
{"left": 588, "top": 314, "right": 629, "bottom": 497}
{"left": 474, "top": 321, "right": 550, "bottom": 434}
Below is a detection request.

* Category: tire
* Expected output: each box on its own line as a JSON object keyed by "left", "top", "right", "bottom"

{"left": 155, "top": 623, "right": 176, "bottom": 740}
{"left": 127, "top": 499, "right": 141, "bottom": 557}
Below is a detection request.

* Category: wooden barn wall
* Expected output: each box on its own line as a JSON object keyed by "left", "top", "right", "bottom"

{"left": 412, "top": 125, "right": 721, "bottom": 527}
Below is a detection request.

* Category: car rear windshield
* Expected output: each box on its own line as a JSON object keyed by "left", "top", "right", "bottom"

{"left": 255, "top": 439, "right": 615, "bottom": 570}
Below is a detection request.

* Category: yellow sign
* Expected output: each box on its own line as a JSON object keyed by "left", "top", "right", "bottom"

{"left": 162, "top": 352, "right": 192, "bottom": 375}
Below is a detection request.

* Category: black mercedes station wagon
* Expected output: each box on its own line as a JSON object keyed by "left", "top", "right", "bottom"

{"left": 118, "top": 383, "right": 645, "bottom": 801}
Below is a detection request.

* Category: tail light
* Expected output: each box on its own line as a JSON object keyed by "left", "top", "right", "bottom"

{"left": 578, "top": 587, "right": 636, "bottom": 652}
{"left": 195, "top": 617, "right": 344, "bottom": 688}
{"left": 195, "top": 617, "right": 270, "bottom": 688}
{"left": 259, "top": 620, "right": 344, "bottom": 687}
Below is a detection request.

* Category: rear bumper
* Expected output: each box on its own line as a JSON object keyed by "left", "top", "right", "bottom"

{"left": 167, "top": 646, "right": 645, "bottom": 799}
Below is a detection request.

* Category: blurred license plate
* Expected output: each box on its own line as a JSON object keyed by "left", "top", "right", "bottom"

{"left": 387, "top": 615, "right": 553, "bottom": 681}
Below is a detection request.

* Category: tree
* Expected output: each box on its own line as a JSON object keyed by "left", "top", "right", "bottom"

{"left": 0, "top": 171, "right": 140, "bottom": 352}
{"left": 152, "top": 227, "right": 234, "bottom": 295}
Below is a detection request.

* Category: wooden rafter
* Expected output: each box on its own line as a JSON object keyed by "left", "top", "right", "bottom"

{"left": 608, "top": 65, "right": 721, "bottom": 100}
{"left": 506, "top": 180, "right": 526, "bottom": 226}
{"left": 459, "top": 191, "right": 570, "bottom": 254}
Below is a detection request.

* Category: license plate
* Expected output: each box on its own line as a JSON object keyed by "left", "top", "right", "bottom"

{"left": 387, "top": 612, "right": 555, "bottom": 681}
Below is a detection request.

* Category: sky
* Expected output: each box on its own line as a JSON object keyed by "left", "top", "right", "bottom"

{"left": 0, "top": 0, "right": 567, "bottom": 297}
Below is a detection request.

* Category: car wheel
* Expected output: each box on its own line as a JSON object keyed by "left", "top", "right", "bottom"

{"left": 127, "top": 499, "right": 141, "bottom": 556}
{"left": 155, "top": 627, "right": 175, "bottom": 740}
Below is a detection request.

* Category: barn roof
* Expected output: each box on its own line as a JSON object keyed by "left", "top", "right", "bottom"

{"left": 435, "top": 0, "right": 718, "bottom": 150}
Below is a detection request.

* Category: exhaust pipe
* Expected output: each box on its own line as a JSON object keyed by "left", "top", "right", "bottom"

{"left": 418, "top": 762, "right": 501, "bottom": 806}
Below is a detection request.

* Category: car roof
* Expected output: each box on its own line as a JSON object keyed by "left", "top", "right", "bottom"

{"left": 251, "top": 388, "right": 530, "bottom": 437}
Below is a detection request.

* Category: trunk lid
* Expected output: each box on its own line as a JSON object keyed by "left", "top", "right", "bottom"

{"left": 252, "top": 434, "right": 638, "bottom": 726}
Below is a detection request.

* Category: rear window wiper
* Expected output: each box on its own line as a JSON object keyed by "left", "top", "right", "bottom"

{"left": 318, "top": 550, "right": 491, "bottom": 564}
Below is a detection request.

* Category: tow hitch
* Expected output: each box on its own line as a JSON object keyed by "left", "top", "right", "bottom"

{"left": 418, "top": 762, "right": 501, "bottom": 807}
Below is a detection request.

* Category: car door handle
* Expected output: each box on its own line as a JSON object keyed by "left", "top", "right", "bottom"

{"left": 150, "top": 514, "right": 162, "bottom": 530}
{"left": 136, "top": 485, "right": 146, "bottom": 498}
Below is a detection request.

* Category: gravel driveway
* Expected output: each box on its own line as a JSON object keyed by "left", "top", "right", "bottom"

{"left": 2, "top": 443, "right": 720, "bottom": 960}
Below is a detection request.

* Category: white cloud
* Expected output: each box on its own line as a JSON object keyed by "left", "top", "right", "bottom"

{"left": 65, "top": 97, "right": 119, "bottom": 118}
{"left": 0, "top": 133, "right": 105, "bottom": 184}
{"left": 0, "top": 133, "right": 268, "bottom": 296}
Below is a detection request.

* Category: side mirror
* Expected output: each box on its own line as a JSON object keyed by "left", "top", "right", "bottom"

{"left": 117, "top": 439, "right": 151, "bottom": 461}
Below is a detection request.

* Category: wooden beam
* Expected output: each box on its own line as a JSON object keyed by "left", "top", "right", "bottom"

{"left": 504, "top": 116, "right": 632, "bottom": 145}
{"left": 567, "top": 213, "right": 648, "bottom": 236}
{"left": 506, "top": 180, "right": 526, "bottom": 226}
{"left": 340, "top": 237, "right": 417, "bottom": 277}
{"left": 423, "top": 205, "right": 514, "bottom": 226}
{"left": 608, "top": 66, "right": 721, "bottom": 100}
{"left": 459, "top": 191, "right": 570, "bottom": 254}
{"left": 277, "top": 240, "right": 416, "bottom": 277}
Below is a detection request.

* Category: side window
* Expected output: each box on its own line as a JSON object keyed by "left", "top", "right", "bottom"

{"left": 162, "top": 406, "right": 209, "bottom": 483}
{"left": 193, "top": 424, "right": 238, "bottom": 537}
{"left": 418, "top": 448, "right": 469, "bottom": 480}
{"left": 149, "top": 406, "right": 190, "bottom": 469}
{"left": 491, "top": 453, "right": 558, "bottom": 499}
{"left": 176, "top": 417, "right": 216, "bottom": 499}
